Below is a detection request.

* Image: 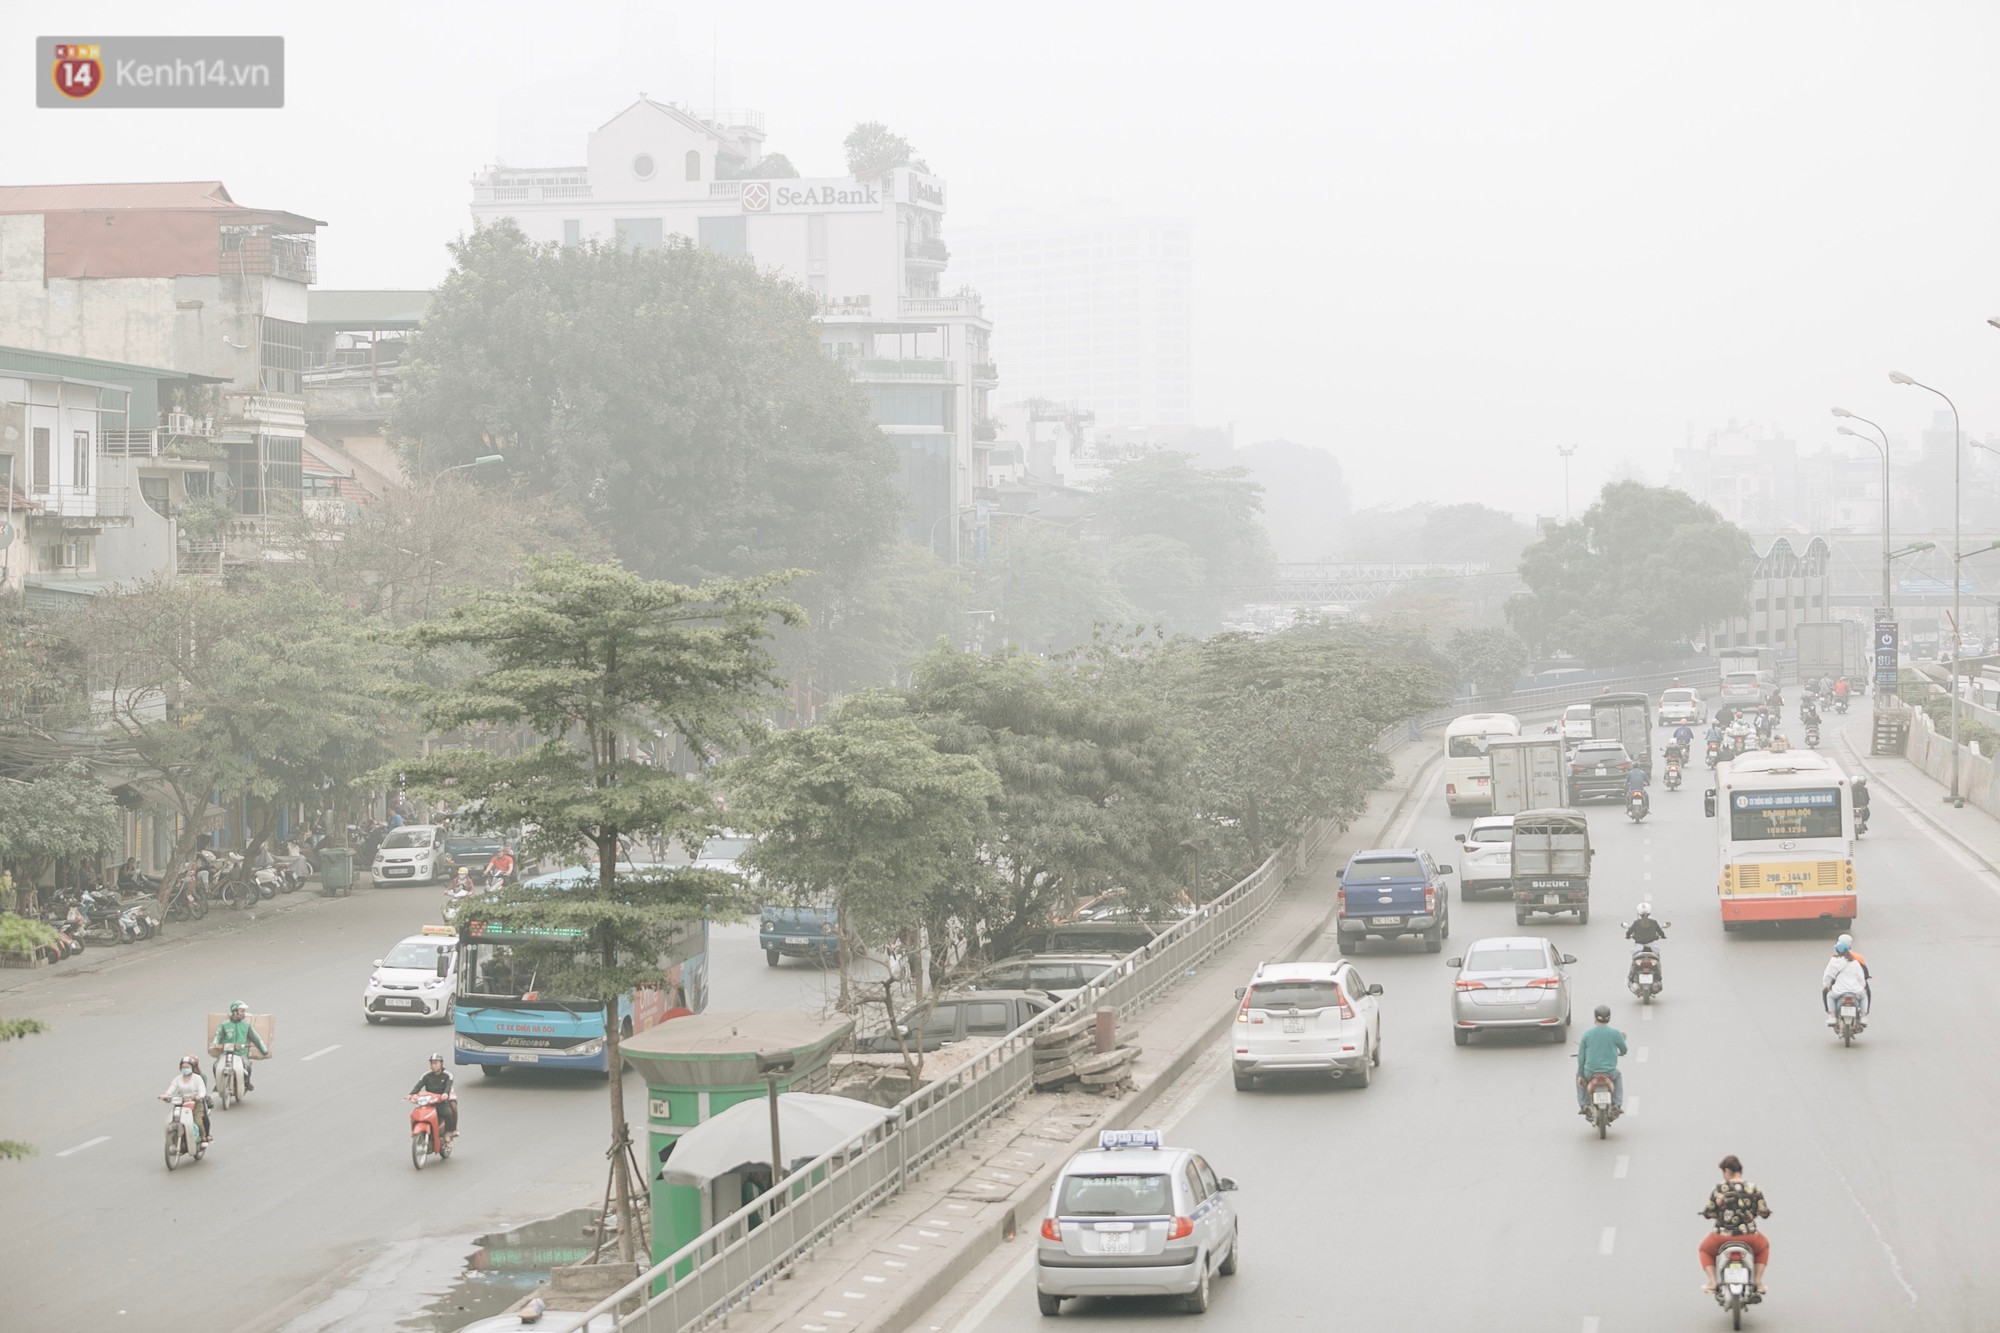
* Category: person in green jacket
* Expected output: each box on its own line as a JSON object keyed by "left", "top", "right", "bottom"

{"left": 212, "top": 1001, "right": 269, "bottom": 1092}
{"left": 1574, "top": 1004, "right": 1627, "bottom": 1113}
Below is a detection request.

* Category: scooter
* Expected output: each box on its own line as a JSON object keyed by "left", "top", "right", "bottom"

{"left": 212, "top": 1043, "right": 252, "bottom": 1111}
{"left": 1805, "top": 723, "right": 1821, "bottom": 749}
{"left": 163, "top": 870, "right": 209, "bottom": 922}
{"left": 1582, "top": 1072, "right": 1621, "bottom": 1138}
{"left": 1705, "top": 739, "right": 1721, "bottom": 768}
{"left": 407, "top": 1092, "right": 455, "bottom": 1169}
{"left": 1830, "top": 992, "right": 1867, "bottom": 1047}
{"left": 1626, "top": 787, "right": 1650, "bottom": 823}
{"left": 160, "top": 1095, "right": 207, "bottom": 1171}
{"left": 1710, "top": 1239, "right": 1763, "bottom": 1327}
{"left": 116, "top": 899, "right": 157, "bottom": 942}
{"left": 1624, "top": 930, "right": 1668, "bottom": 1002}
{"left": 1664, "top": 756, "right": 1683, "bottom": 791}
{"left": 1834, "top": 694, "right": 1850, "bottom": 714}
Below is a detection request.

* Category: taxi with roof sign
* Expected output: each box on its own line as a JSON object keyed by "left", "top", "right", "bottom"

{"left": 362, "top": 924, "right": 458, "bottom": 1024}
{"left": 1034, "top": 1128, "right": 1240, "bottom": 1316}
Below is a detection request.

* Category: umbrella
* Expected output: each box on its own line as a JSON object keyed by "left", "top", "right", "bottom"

{"left": 660, "top": 1092, "right": 897, "bottom": 1185}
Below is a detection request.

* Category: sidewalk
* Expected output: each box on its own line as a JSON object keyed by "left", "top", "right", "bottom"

{"left": 1838, "top": 710, "right": 2000, "bottom": 877}
{"left": 701, "top": 740, "right": 1441, "bottom": 1333}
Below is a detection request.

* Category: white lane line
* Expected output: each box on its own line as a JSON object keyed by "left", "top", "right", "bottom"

{"left": 1582, "top": 1318, "right": 1602, "bottom": 1333}
{"left": 1598, "top": 1226, "right": 1616, "bottom": 1255}
{"left": 1625, "top": 1095, "right": 1641, "bottom": 1115}
{"left": 56, "top": 1135, "right": 109, "bottom": 1158}
{"left": 1613, "top": 1155, "right": 1629, "bottom": 1179}
{"left": 301, "top": 1044, "right": 341, "bottom": 1061}
{"left": 1642, "top": 871, "right": 1652, "bottom": 881}
{"left": 1642, "top": 1006, "right": 1654, "bottom": 1022}
{"left": 1635, "top": 1046, "right": 1650, "bottom": 1063}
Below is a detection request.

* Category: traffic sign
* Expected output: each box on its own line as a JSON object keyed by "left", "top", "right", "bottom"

{"left": 1874, "top": 621, "right": 1900, "bottom": 688}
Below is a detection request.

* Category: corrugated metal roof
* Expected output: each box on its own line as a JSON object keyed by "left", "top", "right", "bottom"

{"left": 307, "top": 289, "right": 431, "bottom": 328}
{"left": 0, "top": 343, "right": 223, "bottom": 383}
{"left": 0, "top": 181, "right": 236, "bottom": 212}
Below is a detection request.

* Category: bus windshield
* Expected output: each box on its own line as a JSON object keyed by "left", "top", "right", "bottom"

{"left": 1728, "top": 788, "right": 1843, "bottom": 841}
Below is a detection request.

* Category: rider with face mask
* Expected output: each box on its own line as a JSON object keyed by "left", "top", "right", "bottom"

{"left": 161, "top": 1055, "right": 213, "bottom": 1143}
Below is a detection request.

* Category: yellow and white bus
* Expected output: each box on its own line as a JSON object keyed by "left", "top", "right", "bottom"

{"left": 1703, "top": 749, "right": 1857, "bottom": 931}
{"left": 1443, "top": 712, "right": 1521, "bottom": 815}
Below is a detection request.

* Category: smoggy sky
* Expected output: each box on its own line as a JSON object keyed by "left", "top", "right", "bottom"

{"left": 5, "top": 0, "right": 1998, "bottom": 519}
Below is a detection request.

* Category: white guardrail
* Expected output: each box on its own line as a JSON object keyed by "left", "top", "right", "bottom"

{"left": 588, "top": 659, "right": 1738, "bottom": 1330}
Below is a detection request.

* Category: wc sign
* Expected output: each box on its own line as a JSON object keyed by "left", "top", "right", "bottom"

{"left": 1874, "top": 622, "right": 1899, "bottom": 687}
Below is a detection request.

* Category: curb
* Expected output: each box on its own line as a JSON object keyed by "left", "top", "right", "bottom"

{"left": 867, "top": 748, "right": 1444, "bottom": 1333}
{"left": 1837, "top": 728, "right": 2000, "bottom": 878}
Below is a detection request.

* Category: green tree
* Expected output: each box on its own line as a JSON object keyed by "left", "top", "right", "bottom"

{"left": 1442, "top": 626, "right": 1531, "bottom": 697}
{"left": 723, "top": 151, "right": 800, "bottom": 180}
{"left": 1104, "top": 535, "right": 1211, "bottom": 636}
{"left": 1333, "top": 502, "right": 1534, "bottom": 567}
{"left": 1507, "top": 482, "right": 1753, "bottom": 661}
{"left": 0, "top": 912, "right": 55, "bottom": 1160}
{"left": 0, "top": 771, "right": 121, "bottom": 887}
{"left": 843, "top": 122, "right": 916, "bottom": 178}
{"left": 783, "top": 543, "right": 972, "bottom": 700}
{"left": 394, "top": 223, "right": 898, "bottom": 592}
{"left": 394, "top": 554, "right": 800, "bottom": 1264}
{"left": 984, "top": 523, "right": 1137, "bottom": 656}
{"left": 726, "top": 710, "right": 998, "bottom": 1001}
{"left": 1093, "top": 452, "right": 1275, "bottom": 625}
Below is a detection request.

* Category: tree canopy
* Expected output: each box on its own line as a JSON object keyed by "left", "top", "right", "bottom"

{"left": 1094, "top": 451, "right": 1275, "bottom": 630}
{"left": 1507, "top": 482, "right": 1753, "bottom": 661}
{"left": 843, "top": 122, "right": 917, "bottom": 178}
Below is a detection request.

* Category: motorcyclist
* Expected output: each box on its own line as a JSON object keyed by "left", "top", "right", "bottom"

{"left": 117, "top": 857, "right": 157, "bottom": 896}
{"left": 409, "top": 1053, "right": 458, "bottom": 1140}
{"left": 191, "top": 834, "right": 222, "bottom": 897}
{"left": 1624, "top": 764, "right": 1650, "bottom": 813}
{"left": 1752, "top": 707, "right": 1773, "bottom": 740}
{"left": 211, "top": 1001, "right": 269, "bottom": 1091}
{"left": 1670, "top": 723, "right": 1695, "bottom": 758}
{"left": 484, "top": 844, "right": 516, "bottom": 887}
{"left": 1835, "top": 932, "right": 1872, "bottom": 1007}
{"left": 1800, "top": 696, "right": 1820, "bottom": 725}
{"left": 1852, "top": 778, "right": 1871, "bottom": 832}
{"left": 1625, "top": 905, "right": 1667, "bottom": 983}
{"left": 1821, "top": 940, "right": 1870, "bottom": 1025}
{"left": 160, "top": 1054, "right": 213, "bottom": 1144}
{"left": 1699, "top": 1154, "right": 1771, "bottom": 1295}
{"left": 1705, "top": 720, "right": 1724, "bottom": 748}
{"left": 1818, "top": 673, "right": 1834, "bottom": 698}
{"left": 1833, "top": 676, "right": 1851, "bottom": 704}
{"left": 1575, "top": 1004, "right": 1627, "bottom": 1114}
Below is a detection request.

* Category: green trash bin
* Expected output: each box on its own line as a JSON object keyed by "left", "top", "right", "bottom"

{"left": 319, "top": 847, "right": 354, "bottom": 897}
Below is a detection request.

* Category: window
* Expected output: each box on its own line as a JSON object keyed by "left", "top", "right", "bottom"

{"left": 633, "top": 153, "right": 656, "bottom": 180}
{"left": 1055, "top": 1174, "right": 1173, "bottom": 1217}
{"left": 1463, "top": 945, "right": 1550, "bottom": 972}
{"left": 259, "top": 318, "right": 305, "bottom": 395}
{"left": 562, "top": 219, "right": 581, "bottom": 246}
{"left": 1245, "top": 980, "right": 1342, "bottom": 1011}
{"left": 1181, "top": 1163, "right": 1207, "bottom": 1205}
{"left": 37, "top": 538, "right": 90, "bottom": 570}
{"left": 697, "top": 215, "right": 746, "bottom": 257}
{"left": 866, "top": 386, "right": 946, "bottom": 426}
{"left": 31, "top": 426, "right": 49, "bottom": 494}
{"left": 1345, "top": 856, "right": 1423, "bottom": 881}
{"left": 684, "top": 149, "right": 702, "bottom": 181}
{"left": 961, "top": 1001, "right": 1014, "bottom": 1036}
{"left": 1193, "top": 1158, "right": 1221, "bottom": 1198}
{"left": 225, "top": 434, "right": 303, "bottom": 515}
{"left": 72, "top": 430, "right": 90, "bottom": 491}
{"left": 614, "top": 218, "right": 664, "bottom": 252}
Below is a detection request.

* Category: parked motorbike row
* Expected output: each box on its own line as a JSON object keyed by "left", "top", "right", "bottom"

{"left": 27, "top": 846, "right": 315, "bottom": 964}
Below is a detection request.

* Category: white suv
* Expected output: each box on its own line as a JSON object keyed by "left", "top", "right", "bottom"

{"left": 1230, "top": 959, "right": 1382, "bottom": 1090}
{"left": 1454, "top": 815, "right": 1514, "bottom": 899}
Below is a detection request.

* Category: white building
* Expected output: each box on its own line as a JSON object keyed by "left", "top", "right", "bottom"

{"left": 946, "top": 212, "right": 1192, "bottom": 429}
{"left": 468, "top": 99, "right": 998, "bottom": 558}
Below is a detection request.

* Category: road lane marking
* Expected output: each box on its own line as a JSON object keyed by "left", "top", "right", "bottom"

{"left": 1613, "top": 1155, "right": 1629, "bottom": 1179}
{"left": 301, "top": 1044, "right": 341, "bottom": 1061}
{"left": 1625, "top": 1096, "right": 1640, "bottom": 1114}
{"left": 56, "top": 1136, "right": 108, "bottom": 1157}
{"left": 1642, "top": 1006, "right": 1654, "bottom": 1022}
{"left": 1598, "top": 1226, "right": 1616, "bottom": 1255}
{"left": 1582, "top": 1319, "right": 1602, "bottom": 1333}
{"left": 1635, "top": 1046, "right": 1649, "bottom": 1063}
{"left": 1642, "top": 870, "right": 1652, "bottom": 881}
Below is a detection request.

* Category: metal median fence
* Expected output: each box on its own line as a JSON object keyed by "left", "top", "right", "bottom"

{"left": 584, "top": 660, "right": 1723, "bottom": 1330}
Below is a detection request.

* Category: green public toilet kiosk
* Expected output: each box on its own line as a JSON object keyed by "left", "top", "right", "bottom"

{"left": 620, "top": 1010, "right": 854, "bottom": 1269}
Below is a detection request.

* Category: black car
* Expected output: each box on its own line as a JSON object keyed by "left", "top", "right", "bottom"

{"left": 441, "top": 832, "right": 510, "bottom": 881}
{"left": 1567, "top": 740, "right": 1637, "bottom": 802}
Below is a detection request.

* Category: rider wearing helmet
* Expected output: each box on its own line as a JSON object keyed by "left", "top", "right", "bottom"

{"left": 410, "top": 1053, "right": 458, "bottom": 1139}
{"left": 1822, "top": 940, "right": 1871, "bottom": 1025}
{"left": 211, "top": 1001, "right": 269, "bottom": 1091}
{"left": 161, "top": 1054, "right": 213, "bottom": 1143}
{"left": 1624, "top": 904, "right": 1667, "bottom": 983}
{"left": 1575, "top": 1004, "right": 1628, "bottom": 1114}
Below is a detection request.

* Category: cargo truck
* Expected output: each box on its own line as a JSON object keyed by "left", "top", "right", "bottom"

{"left": 1486, "top": 735, "right": 1569, "bottom": 816}
{"left": 1589, "top": 692, "right": 1653, "bottom": 773}
{"left": 1795, "top": 621, "right": 1858, "bottom": 684}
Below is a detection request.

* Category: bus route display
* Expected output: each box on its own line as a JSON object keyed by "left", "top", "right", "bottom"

{"left": 1729, "top": 788, "right": 1842, "bottom": 841}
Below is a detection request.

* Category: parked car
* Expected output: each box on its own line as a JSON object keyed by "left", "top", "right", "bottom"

{"left": 760, "top": 902, "right": 839, "bottom": 967}
{"left": 1566, "top": 739, "right": 1636, "bottom": 803}
{"left": 1230, "top": 959, "right": 1382, "bottom": 1090}
{"left": 1558, "top": 703, "right": 1595, "bottom": 743}
{"left": 857, "top": 989, "right": 1057, "bottom": 1053}
{"left": 969, "top": 953, "right": 1125, "bottom": 998}
{"left": 1447, "top": 936, "right": 1575, "bottom": 1046}
{"left": 372, "top": 825, "right": 446, "bottom": 886}
{"left": 1453, "top": 815, "right": 1515, "bottom": 900}
{"left": 1035, "top": 1129, "right": 1240, "bottom": 1316}
{"left": 1015, "top": 920, "right": 1167, "bottom": 955}
{"left": 1656, "top": 687, "right": 1706, "bottom": 727}
{"left": 1335, "top": 848, "right": 1453, "bottom": 952}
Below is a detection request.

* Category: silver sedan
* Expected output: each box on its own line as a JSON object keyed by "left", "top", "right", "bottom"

{"left": 1447, "top": 936, "right": 1575, "bottom": 1045}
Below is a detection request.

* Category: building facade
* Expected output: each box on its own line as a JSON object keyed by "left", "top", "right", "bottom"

{"left": 468, "top": 100, "right": 996, "bottom": 557}
{"left": 946, "top": 213, "right": 1192, "bottom": 429}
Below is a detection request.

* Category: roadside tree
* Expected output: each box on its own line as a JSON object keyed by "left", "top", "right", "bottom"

{"left": 394, "top": 554, "right": 800, "bottom": 1265}
{"left": 0, "top": 770, "right": 121, "bottom": 892}
{"left": 0, "top": 912, "right": 55, "bottom": 1160}
{"left": 1094, "top": 452, "right": 1275, "bottom": 628}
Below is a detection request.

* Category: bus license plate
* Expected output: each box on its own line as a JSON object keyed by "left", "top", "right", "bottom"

{"left": 507, "top": 1052, "right": 540, "bottom": 1063}
{"left": 1778, "top": 883, "right": 1799, "bottom": 896}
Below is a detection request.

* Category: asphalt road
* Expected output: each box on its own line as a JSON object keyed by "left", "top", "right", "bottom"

{"left": 936, "top": 710, "right": 2000, "bottom": 1333}
{"left": 0, "top": 884, "right": 865, "bottom": 1332}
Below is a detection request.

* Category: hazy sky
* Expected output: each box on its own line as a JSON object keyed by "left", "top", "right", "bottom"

{"left": 6, "top": 0, "right": 1999, "bottom": 519}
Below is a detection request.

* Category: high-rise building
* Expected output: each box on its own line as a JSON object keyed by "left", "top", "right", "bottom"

{"left": 946, "top": 212, "right": 1191, "bottom": 429}
{"left": 468, "top": 99, "right": 997, "bottom": 558}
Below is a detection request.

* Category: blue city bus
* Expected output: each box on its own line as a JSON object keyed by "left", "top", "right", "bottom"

{"left": 452, "top": 916, "right": 709, "bottom": 1075}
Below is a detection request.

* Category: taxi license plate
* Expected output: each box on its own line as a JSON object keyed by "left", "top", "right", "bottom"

{"left": 507, "top": 1052, "right": 540, "bottom": 1064}
{"left": 1097, "top": 1232, "right": 1133, "bottom": 1254}
{"left": 1373, "top": 916, "right": 1402, "bottom": 927}
{"left": 1282, "top": 1017, "right": 1305, "bottom": 1033}
{"left": 383, "top": 998, "right": 417, "bottom": 1009}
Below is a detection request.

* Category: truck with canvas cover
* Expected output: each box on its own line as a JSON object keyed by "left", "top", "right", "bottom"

{"left": 1511, "top": 809, "right": 1592, "bottom": 925}
{"left": 1589, "top": 692, "right": 1652, "bottom": 774}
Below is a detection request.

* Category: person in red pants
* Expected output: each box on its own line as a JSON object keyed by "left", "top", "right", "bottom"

{"left": 1699, "top": 1155, "right": 1772, "bottom": 1293}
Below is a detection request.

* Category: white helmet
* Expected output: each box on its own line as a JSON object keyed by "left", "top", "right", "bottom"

{"left": 1636, "top": 903, "right": 1652, "bottom": 917}
{"left": 1836, "top": 932, "right": 1853, "bottom": 949}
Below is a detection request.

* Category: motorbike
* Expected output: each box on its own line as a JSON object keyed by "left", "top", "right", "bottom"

{"left": 1834, "top": 693, "right": 1850, "bottom": 714}
{"left": 407, "top": 1092, "right": 455, "bottom": 1169}
{"left": 442, "top": 878, "right": 480, "bottom": 924}
{"left": 1705, "top": 739, "right": 1721, "bottom": 768}
{"left": 1664, "top": 755, "right": 1684, "bottom": 791}
{"left": 1582, "top": 1072, "right": 1621, "bottom": 1138}
{"left": 1710, "top": 1240, "right": 1763, "bottom": 1327}
{"left": 212, "top": 1043, "right": 252, "bottom": 1111}
{"left": 1800, "top": 702, "right": 1821, "bottom": 726}
{"left": 1626, "top": 787, "right": 1650, "bottom": 823}
{"left": 1623, "top": 926, "right": 1668, "bottom": 1002}
{"left": 163, "top": 869, "right": 209, "bottom": 922}
{"left": 160, "top": 1095, "right": 207, "bottom": 1170}
{"left": 1831, "top": 992, "right": 1867, "bottom": 1047}
{"left": 1805, "top": 723, "right": 1821, "bottom": 749}
{"left": 36, "top": 906, "right": 84, "bottom": 960}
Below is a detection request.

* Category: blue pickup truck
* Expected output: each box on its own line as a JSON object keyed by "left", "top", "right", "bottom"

{"left": 1334, "top": 848, "right": 1454, "bottom": 953}
{"left": 759, "top": 903, "right": 840, "bottom": 967}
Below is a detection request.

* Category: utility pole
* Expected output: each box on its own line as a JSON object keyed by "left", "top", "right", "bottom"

{"left": 1557, "top": 446, "right": 1577, "bottom": 521}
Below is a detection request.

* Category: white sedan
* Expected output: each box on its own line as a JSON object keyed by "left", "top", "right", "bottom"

{"left": 1453, "top": 816, "right": 1514, "bottom": 900}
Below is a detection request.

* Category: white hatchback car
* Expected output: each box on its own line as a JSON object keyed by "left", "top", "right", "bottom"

{"left": 362, "top": 925, "right": 458, "bottom": 1023}
{"left": 1657, "top": 687, "right": 1706, "bottom": 727}
{"left": 1230, "top": 959, "right": 1382, "bottom": 1090}
{"left": 1559, "top": 703, "right": 1594, "bottom": 743}
{"left": 372, "top": 824, "right": 445, "bottom": 885}
{"left": 1036, "top": 1129, "right": 1240, "bottom": 1316}
{"left": 1454, "top": 815, "right": 1515, "bottom": 899}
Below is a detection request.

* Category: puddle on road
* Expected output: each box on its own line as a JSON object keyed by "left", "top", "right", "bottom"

{"left": 401, "top": 1209, "right": 602, "bottom": 1331}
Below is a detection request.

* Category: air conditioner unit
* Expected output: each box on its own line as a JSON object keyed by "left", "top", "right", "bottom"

{"left": 165, "top": 412, "right": 194, "bottom": 436}
{"left": 194, "top": 415, "right": 215, "bottom": 437}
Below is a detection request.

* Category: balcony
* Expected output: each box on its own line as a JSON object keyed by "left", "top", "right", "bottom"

{"left": 25, "top": 485, "right": 133, "bottom": 529}
{"left": 471, "top": 170, "right": 592, "bottom": 203}
{"left": 905, "top": 237, "right": 950, "bottom": 267}
{"left": 100, "top": 428, "right": 224, "bottom": 464}
{"left": 850, "top": 357, "right": 952, "bottom": 382}
{"left": 973, "top": 422, "right": 998, "bottom": 444}
{"left": 709, "top": 181, "right": 743, "bottom": 198}
{"left": 219, "top": 230, "right": 317, "bottom": 284}
{"left": 901, "top": 295, "right": 984, "bottom": 319}
{"left": 972, "top": 362, "right": 999, "bottom": 385}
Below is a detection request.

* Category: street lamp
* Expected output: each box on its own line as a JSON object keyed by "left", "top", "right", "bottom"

{"left": 926, "top": 506, "right": 975, "bottom": 561}
{"left": 1831, "top": 409, "right": 1896, "bottom": 675}
{"left": 755, "top": 1051, "right": 797, "bottom": 1207}
{"left": 1557, "top": 445, "right": 1577, "bottom": 521}
{"left": 439, "top": 453, "right": 504, "bottom": 476}
{"left": 1891, "top": 371, "right": 1966, "bottom": 801}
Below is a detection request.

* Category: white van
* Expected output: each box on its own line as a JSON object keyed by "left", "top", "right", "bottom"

{"left": 1443, "top": 712, "right": 1521, "bottom": 815}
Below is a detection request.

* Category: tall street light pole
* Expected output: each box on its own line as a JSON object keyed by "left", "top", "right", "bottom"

{"left": 438, "top": 453, "right": 505, "bottom": 477}
{"left": 1831, "top": 409, "right": 1894, "bottom": 687}
{"left": 1557, "top": 445, "right": 1577, "bottom": 521}
{"left": 1890, "top": 371, "right": 1963, "bottom": 801}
